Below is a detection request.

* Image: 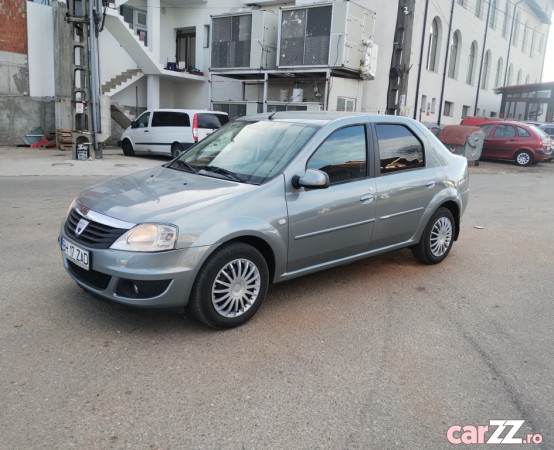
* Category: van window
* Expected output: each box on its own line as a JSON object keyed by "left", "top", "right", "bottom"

{"left": 197, "top": 113, "right": 229, "bottom": 129}
{"left": 151, "top": 112, "right": 190, "bottom": 127}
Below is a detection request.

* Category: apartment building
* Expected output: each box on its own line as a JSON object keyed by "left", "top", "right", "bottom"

{"left": 1, "top": 0, "right": 552, "bottom": 146}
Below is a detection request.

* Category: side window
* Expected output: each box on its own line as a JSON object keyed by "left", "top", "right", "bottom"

{"left": 516, "top": 126, "right": 530, "bottom": 137}
{"left": 493, "top": 125, "right": 516, "bottom": 138}
{"left": 376, "top": 124, "right": 424, "bottom": 174}
{"left": 307, "top": 125, "right": 367, "bottom": 184}
{"left": 136, "top": 112, "right": 150, "bottom": 128}
{"left": 479, "top": 123, "right": 495, "bottom": 137}
{"left": 151, "top": 112, "right": 190, "bottom": 127}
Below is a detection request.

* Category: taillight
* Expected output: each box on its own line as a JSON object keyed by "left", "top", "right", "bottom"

{"left": 192, "top": 114, "right": 198, "bottom": 141}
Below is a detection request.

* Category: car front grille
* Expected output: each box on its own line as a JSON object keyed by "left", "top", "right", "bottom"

{"left": 67, "top": 261, "right": 111, "bottom": 290}
{"left": 64, "top": 209, "right": 127, "bottom": 249}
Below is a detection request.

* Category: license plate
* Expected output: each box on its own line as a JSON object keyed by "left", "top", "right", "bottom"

{"left": 61, "top": 237, "right": 90, "bottom": 270}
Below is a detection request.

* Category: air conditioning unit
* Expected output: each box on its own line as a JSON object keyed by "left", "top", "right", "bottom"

{"left": 211, "top": 10, "right": 279, "bottom": 70}
{"left": 278, "top": 0, "right": 376, "bottom": 72}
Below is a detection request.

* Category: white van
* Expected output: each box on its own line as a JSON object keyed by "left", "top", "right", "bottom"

{"left": 119, "top": 109, "right": 230, "bottom": 158}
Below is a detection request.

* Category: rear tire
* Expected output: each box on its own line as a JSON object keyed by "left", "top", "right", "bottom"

{"left": 171, "top": 143, "right": 184, "bottom": 159}
{"left": 122, "top": 139, "right": 135, "bottom": 156}
{"left": 514, "top": 150, "right": 533, "bottom": 166}
{"left": 411, "top": 207, "right": 455, "bottom": 265}
{"left": 188, "top": 242, "right": 269, "bottom": 329}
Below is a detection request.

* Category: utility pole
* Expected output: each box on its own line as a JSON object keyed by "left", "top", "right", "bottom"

{"left": 386, "top": 0, "right": 415, "bottom": 116}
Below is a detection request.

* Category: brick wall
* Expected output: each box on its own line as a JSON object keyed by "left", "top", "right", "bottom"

{"left": 0, "top": 0, "right": 28, "bottom": 54}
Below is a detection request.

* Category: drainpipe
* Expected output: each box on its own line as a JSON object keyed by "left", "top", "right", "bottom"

{"left": 503, "top": 0, "right": 524, "bottom": 86}
{"left": 437, "top": 0, "right": 455, "bottom": 126}
{"left": 89, "top": 0, "right": 101, "bottom": 158}
{"left": 474, "top": 0, "right": 493, "bottom": 116}
{"left": 413, "top": 0, "right": 430, "bottom": 120}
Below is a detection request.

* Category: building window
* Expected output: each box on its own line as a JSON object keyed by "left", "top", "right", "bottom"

{"left": 448, "top": 31, "right": 460, "bottom": 79}
{"left": 512, "top": 12, "right": 520, "bottom": 47}
{"left": 530, "top": 30, "right": 535, "bottom": 57}
{"left": 177, "top": 29, "right": 196, "bottom": 70}
{"left": 495, "top": 57, "right": 503, "bottom": 87}
{"left": 427, "top": 18, "right": 440, "bottom": 72}
{"left": 337, "top": 97, "right": 356, "bottom": 112}
{"left": 466, "top": 41, "right": 478, "bottom": 85}
{"left": 475, "top": 0, "right": 482, "bottom": 18}
{"left": 421, "top": 95, "right": 427, "bottom": 112}
{"left": 457, "top": 0, "right": 466, "bottom": 6}
{"left": 516, "top": 69, "right": 522, "bottom": 85}
{"left": 462, "top": 105, "right": 471, "bottom": 118}
{"left": 481, "top": 50, "right": 491, "bottom": 90}
{"left": 507, "top": 64, "right": 513, "bottom": 85}
{"left": 502, "top": 1, "right": 509, "bottom": 38}
{"left": 489, "top": 0, "right": 497, "bottom": 29}
{"left": 444, "top": 101, "right": 454, "bottom": 117}
{"left": 431, "top": 98, "right": 436, "bottom": 113}
{"left": 522, "top": 21, "right": 528, "bottom": 52}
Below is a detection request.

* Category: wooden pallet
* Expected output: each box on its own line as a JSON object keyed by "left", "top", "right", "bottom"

{"left": 57, "top": 129, "right": 73, "bottom": 150}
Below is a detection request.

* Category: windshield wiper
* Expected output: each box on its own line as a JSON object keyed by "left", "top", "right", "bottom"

{"left": 167, "top": 159, "right": 198, "bottom": 174}
{"left": 201, "top": 165, "right": 245, "bottom": 182}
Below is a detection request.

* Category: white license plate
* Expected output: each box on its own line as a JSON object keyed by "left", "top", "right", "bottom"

{"left": 61, "top": 237, "right": 90, "bottom": 270}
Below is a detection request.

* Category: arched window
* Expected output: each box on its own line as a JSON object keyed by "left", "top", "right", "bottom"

{"left": 516, "top": 69, "right": 522, "bottom": 85}
{"left": 512, "top": 12, "right": 520, "bottom": 47}
{"left": 522, "top": 21, "right": 528, "bottom": 52}
{"left": 466, "top": 41, "right": 478, "bottom": 85}
{"left": 427, "top": 18, "right": 440, "bottom": 72}
{"left": 489, "top": 0, "right": 497, "bottom": 29}
{"left": 476, "top": 0, "right": 482, "bottom": 17}
{"left": 481, "top": 50, "right": 491, "bottom": 90}
{"left": 525, "top": 74, "right": 530, "bottom": 84}
{"left": 495, "top": 57, "right": 503, "bottom": 87}
{"left": 448, "top": 31, "right": 461, "bottom": 79}
{"left": 530, "top": 30, "right": 535, "bottom": 57}
{"left": 507, "top": 63, "right": 513, "bottom": 85}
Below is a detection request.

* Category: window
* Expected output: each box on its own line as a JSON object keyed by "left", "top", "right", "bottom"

{"left": 516, "top": 126, "right": 530, "bottom": 137}
{"left": 431, "top": 98, "right": 436, "bottom": 114}
{"left": 512, "top": 12, "right": 520, "bottom": 47}
{"left": 475, "top": 0, "right": 482, "bottom": 18}
{"left": 516, "top": 69, "right": 522, "bottom": 85}
{"left": 502, "top": 2, "right": 509, "bottom": 38}
{"left": 212, "top": 15, "right": 252, "bottom": 68}
{"left": 530, "top": 30, "right": 535, "bottom": 57}
{"left": 136, "top": 112, "right": 151, "bottom": 128}
{"left": 307, "top": 126, "right": 367, "bottom": 184}
{"left": 376, "top": 124, "right": 424, "bottom": 174}
{"left": 495, "top": 57, "right": 503, "bottom": 87}
{"left": 507, "top": 64, "right": 513, "bottom": 85}
{"left": 444, "top": 101, "right": 454, "bottom": 116}
{"left": 479, "top": 123, "right": 495, "bottom": 136}
{"left": 177, "top": 29, "right": 196, "bottom": 70}
{"left": 481, "top": 50, "right": 491, "bottom": 90}
{"left": 448, "top": 31, "right": 460, "bottom": 79}
{"left": 151, "top": 112, "right": 190, "bottom": 127}
{"left": 462, "top": 105, "right": 471, "bottom": 118}
{"left": 522, "top": 21, "right": 528, "bottom": 52}
{"left": 457, "top": 0, "right": 466, "bottom": 6}
{"left": 489, "top": 0, "right": 497, "bottom": 29}
{"left": 337, "top": 97, "right": 356, "bottom": 112}
{"left": 421, "top": 95, "right": 427, "bottom": 112}
{"left": 493, "top": 125, "right": 516, "bottom": 137}
{"left": 467, "top": 41, "right": 478, "bottom": 85}
{"left": 427, "top": 18, "right": 440, "bottom": 71}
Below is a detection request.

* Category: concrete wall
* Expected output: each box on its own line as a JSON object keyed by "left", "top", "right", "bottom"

{"left": 0, "top": 96, "right": 55, "bottom": 145}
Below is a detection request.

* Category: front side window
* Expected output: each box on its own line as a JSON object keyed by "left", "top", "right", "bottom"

{"left": 307, "top": 126, "right": 367, "bottom": 184}
{"left": 493, "top": 125, "right": 516, "bottom": 138}
{"left": 376, "top": 124, "right": 424, "bottom": 174}
{"left": 136, "top": 112, "right": 150, "bottom": 128}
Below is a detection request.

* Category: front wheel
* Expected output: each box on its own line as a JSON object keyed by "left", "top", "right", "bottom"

{"left": 411, "top": 207, "right": 455, "bottom": 265}
{"left": 515, "top": 150, "right": 533, "bottom": 166}
{"left": 122, "top": 139, "right": 135, "bottom": 156}
{"left": 188, "top": 242, "right": 269, "bottom": 329}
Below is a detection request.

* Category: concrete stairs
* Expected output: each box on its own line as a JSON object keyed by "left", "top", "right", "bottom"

{"left": 110, "top": 103, "right": 134, "bottom": 130}
{"left": 102, "top": 69, "right": 143, "bottom": 95}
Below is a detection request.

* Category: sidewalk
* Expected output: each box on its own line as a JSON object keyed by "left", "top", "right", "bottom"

{"left": 0, "top": 146, "right": 165, "bottom": 177}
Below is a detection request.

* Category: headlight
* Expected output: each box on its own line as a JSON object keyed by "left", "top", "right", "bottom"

{"left": 110, "top": 224, "right": 178, "bottom": 252}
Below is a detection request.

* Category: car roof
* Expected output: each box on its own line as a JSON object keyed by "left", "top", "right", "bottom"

{"left": 238, "top": 111, "right": 418, "bottom": 126}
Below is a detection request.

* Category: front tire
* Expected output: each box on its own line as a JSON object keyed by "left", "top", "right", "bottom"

{"left": 189, "top": 242, "right": 269, "bottom": 329}
{"left": 411, "top": 207, "right": 455, "bottom": 265}
{"left": 515, "top": 150, "right": 533, "bottom": 166}
{"left": 122, "top": 139, "right": 135, "bottom": 156}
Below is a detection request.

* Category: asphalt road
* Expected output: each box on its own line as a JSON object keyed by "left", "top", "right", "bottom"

{"left": 1, "top": 160, "right": 553, "bottom": 449}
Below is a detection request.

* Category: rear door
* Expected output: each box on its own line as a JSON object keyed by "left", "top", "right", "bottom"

{"left": 195, "top": 113, "right": 230, "bottom": 142}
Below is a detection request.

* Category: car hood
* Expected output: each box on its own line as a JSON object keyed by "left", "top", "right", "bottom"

{"left": 77, "top": 166, "right": 256, "bottom": 224}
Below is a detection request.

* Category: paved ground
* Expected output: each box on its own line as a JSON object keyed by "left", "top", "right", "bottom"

{"left": 1, "top": 146, "right": 553, "bottom": 449}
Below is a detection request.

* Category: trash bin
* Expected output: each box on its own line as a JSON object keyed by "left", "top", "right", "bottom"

{"left": 438, "top": 125, "right": 485, "bottom": 166}
{"left": 76, "top": 143, "right": 89, "bottom": 161}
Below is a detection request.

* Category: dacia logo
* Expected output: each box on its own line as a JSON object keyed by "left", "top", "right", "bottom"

{"left": 75, "top": 218, "right": 89, "bottom": 236}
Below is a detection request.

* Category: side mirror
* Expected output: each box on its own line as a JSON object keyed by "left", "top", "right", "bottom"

{"left": 130, "top": 120, "right": 138, "bottom": 129}
{"left": 292, "top": 169, "right": 330, "bottom": 190}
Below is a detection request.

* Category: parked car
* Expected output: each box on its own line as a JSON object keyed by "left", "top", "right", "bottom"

{"left": 460, "top": 116, "right": 502, "bottom": 126}
{"left": 538, "top": 123, "right": 554, "bottom": 140}
{"left": 60, "top": 112, "right": 470, "bottom": 329}
{"left": 477, "top": 120, "right": 552, "bottom": 166}
{"left": 119, "top": 109, "right": 230, "bottom": 158}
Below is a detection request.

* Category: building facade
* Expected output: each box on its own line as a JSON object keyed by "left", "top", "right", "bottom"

{"left": 1, "top": 0, "right": 552, "bottom": 146}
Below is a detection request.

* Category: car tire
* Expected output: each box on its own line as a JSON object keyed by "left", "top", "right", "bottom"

{"left": 514, "top": 150, "right": 533, "bottom": 166}
{"left": 411, "top": 207, "right": 455, "bottom": 265}
{"left": 171, "top": 143, "right": 184, "bottom": 159}
{"left": 122, "top": 139, "right": 135, "bottom": 156}
{"left": 188, "top": 242, "right": 269, "bottom": 329}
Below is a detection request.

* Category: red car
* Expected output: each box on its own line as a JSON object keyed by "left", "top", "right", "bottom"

{"left": 477, "top": 121, "right": 552, "bottom": 166}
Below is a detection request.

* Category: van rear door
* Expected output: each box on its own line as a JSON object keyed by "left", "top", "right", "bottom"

{"left": 193, "top": 113, "right": 230, "bottom": 142}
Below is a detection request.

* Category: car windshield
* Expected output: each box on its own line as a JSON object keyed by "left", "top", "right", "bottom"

{"left": 169, "top": 120, "right": 319, "bottom": 184}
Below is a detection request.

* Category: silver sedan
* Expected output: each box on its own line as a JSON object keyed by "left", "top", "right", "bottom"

{"left": 60, "top": 112, "right": 469, "bottom": 328}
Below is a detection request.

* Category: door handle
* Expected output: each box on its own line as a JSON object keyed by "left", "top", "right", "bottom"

{"left": 360, "top": 193, "right": 374, "bottom": 203}
{"left": 425, "top": 181, "right": 436, "bottom": 189}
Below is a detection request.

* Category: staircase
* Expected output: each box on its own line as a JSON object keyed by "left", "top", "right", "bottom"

{"left": 102, "top": 68, "right": 143, "bottom": 95}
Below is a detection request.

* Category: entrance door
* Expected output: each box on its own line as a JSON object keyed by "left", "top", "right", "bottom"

{"left": 176, "top": 29, "right": 196, "bottom": 70}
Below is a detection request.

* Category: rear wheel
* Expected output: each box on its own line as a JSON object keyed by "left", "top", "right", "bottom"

{"left": 122, "top": 139, "right": 135, "bottom": 156}
{"left": 411, "top": 207, "right": 455, "bottom": 265}
{"left": 188, "top": 242, "right": 269, "bottom": 329}
{"left": 515, "top": 150, "right": 533, "bottom": 166}
{"left": 171, "top": 143, "right": 184, "bottom": 159}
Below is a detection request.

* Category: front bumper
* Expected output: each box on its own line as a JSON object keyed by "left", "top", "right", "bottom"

{"left": 60, "top": 230, "right": 211, "bottom": 309}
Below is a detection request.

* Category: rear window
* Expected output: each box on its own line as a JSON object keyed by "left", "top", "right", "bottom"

{"left": 197, "top": 113, "right": 230, "bottom": 129}
{"left": 151, "top": 112, "right": 190, "bottom": 127}
{"left": 376, "top": 124, "right": 424, "bottom": 174}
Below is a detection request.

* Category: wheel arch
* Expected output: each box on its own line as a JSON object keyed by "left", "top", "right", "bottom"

{"left": 222, "top": 235, "right": 277, "bottom": 284}
{"left": 438, "top": 200, "right": 461, "bottom": 241}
